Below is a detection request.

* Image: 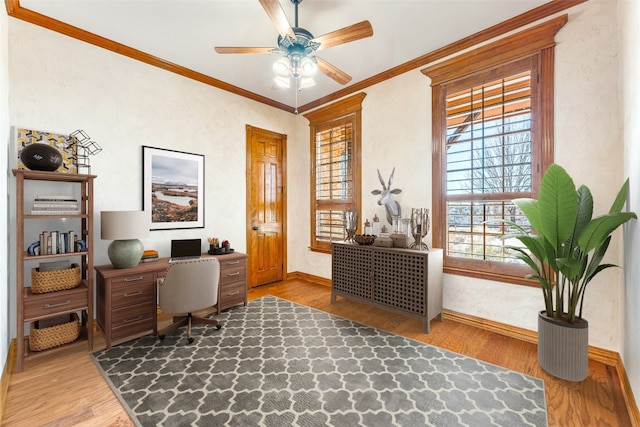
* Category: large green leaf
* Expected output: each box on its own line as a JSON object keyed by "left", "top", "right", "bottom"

{"left": 537, "top": 164, "right": 578, "bottom": 252}
{"left": 584, "top": 236, "right": 611, "bottom": 284}
{"left": 513, "top": 198, "right": 540, "bottom": 234}
{"left": 609, "top": 178, "right": 630, "bottom": 213}
{"left": 514, "top": 235, "right": 548, "bottom": 266}
{"left": 557, "top": 256, "right": 586, "bottom": 283}
{"left": 573, "top": 185, "right": 593, "bottom": 241}
{"left": 578, "top": 212, "right": 637, "bottom": 253}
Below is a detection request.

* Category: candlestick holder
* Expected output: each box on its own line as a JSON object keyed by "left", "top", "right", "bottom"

{"left": 343, "top": 208, "right": 359, "bottom": 242}
{"left": 410, "top": 208, "right": 430, "bottom": 250}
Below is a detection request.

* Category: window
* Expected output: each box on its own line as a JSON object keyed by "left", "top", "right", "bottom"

{"left": 422, "top": 17, "right": 566, "bottom": 285}
{"left": 304, "top": 93, "right": 365, "bottom": 253}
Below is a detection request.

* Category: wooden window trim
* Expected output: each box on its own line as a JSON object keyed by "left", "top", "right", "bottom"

{"left": 422, "top": 17, "right": 566, "bottom": 286}
{"left": 304, "top": 93, "right": 365, "bottom": 253}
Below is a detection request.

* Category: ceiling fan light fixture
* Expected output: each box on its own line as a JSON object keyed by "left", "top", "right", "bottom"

{"left": 273, "top": 57, "right": 291, "bottom": 77}
{"left": 299, "top": 56, "right": 317, "bottom": 78}
{"left": 273, "top": 75, "right": 291, "bottom": 89}
{"left": 300, "top": 77, "right": 316, "bottom": 89}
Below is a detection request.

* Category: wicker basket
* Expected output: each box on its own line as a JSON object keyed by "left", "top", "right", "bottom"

{"left": 29, "top": 313, "right": 80, "bottom": 351}
{"left": 31, "top": 264, "right": 81, "bottom": 294}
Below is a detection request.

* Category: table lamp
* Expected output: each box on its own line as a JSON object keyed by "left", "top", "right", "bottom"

{"left": 101, "top": 211, "right": 150, "bottom": 268}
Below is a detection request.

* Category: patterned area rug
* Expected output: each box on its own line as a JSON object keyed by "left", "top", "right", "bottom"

{"left": 92, "top": 295, "right": 547, "bottom": 427}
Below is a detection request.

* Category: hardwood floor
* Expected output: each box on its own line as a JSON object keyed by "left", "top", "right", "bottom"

{"left": 1, "top": 279, "right": 634, "bottom": 426}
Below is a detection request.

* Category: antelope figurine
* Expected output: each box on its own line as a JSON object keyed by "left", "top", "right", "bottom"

{"left": 371, "top": 167, "right": 402, "bottom": 225}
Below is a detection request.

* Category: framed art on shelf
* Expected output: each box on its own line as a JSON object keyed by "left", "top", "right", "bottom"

{"left": 142, "top": 146, "right": 204, "bottom": 230}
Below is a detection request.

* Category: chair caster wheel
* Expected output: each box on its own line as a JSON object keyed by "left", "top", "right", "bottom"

{"left": 216, "top": 324, "right": 222, "bottom": 330}
{"left": 158, "top": 335, "right": 165, "bottom": 340}
{"left": 188, "top": 337, "right": 194, "bottom": 344}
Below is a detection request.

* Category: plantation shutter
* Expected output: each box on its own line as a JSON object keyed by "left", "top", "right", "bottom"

{"left": 314, "top": 117, "right": 354, "bottom": 246}
{"left": 443, "top": 65, "right": 534, "bottom": 265}
{"left": 423, "top": 18, "right": 560, "bottom": 285}
{"left": 305, "top": 93, "right": 364, "bottom": 253}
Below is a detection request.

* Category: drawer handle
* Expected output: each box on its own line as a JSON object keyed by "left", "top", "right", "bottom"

{"left": 123, "top": 290, "right": 143, "bottom": 297}
{"left": 123, "top": 315, "right": 143, "bottom": 324}
{"left": 226, "top": 271, "right": 241, "bottom": 277}
{"left": 225, "top": 261, "right": 241, "bottom": 265}
{"left": 44, "top": 300, "right": 71, "bottom": 309}
{"left": 124, "top": 276, "right": 145, "bottom": 282}
{"left": 226, "top": 290, "right": 240, "bottom": 296}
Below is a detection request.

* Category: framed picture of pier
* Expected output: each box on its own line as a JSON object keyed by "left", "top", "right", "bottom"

{"left": 142, "top": 146, "right": 204, "bottom": 230}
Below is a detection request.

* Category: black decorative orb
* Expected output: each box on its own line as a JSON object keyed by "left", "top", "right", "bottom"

{"left": 20, "top": 144, "right": 63, "bottom": 172}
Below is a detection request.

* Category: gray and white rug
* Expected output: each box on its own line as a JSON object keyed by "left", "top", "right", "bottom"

{"left": 92, "top": 295, "right": 547, "bottom": 427}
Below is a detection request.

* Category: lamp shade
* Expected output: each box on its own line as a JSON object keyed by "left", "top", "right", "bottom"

{"left": 101, "top": 211, "right": 150, "bottom": 240}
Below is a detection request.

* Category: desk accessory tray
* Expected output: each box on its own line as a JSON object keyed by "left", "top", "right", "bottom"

{"left": 208, "top": 247, "right": 234, "bottom": 255}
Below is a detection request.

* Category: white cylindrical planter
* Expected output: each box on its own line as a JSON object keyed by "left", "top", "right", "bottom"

{"left": 538, "top": 311, "right": 589, "bottom": 382}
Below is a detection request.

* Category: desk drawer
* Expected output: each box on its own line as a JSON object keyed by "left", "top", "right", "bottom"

{"left": 24, "top": 286, "right": 88, "bottom": 320}
{"left": 219, "top": 280, "right": 245, "bottom": 309}
{"left": 219, "top": 265, "right": 246, "bottom": 285}
{"left": 111, "top": 281, "right": 155, "bottom": 309}
{"left": 111, "top": 272, "right": 155, "bottom": 286}
{"left": 111, "top": 304, "right": 155, "bottom": 339}
{"left": 219, "top": 258, "right": 246, "bottom": 269}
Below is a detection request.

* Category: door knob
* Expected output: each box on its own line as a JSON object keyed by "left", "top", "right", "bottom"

{"left": 252, "top": 226, "right": 259, "bottom": 231}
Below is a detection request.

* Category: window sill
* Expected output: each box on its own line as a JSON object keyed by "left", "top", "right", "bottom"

{"left": 444, "top": 266, "right": 540, "bottom": 288}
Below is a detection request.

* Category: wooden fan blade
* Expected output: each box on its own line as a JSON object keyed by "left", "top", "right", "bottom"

{"left": 316, "top": 56, "right": 352, "bottom": 85}
{"left": 259, "top": 0, "right": 295, "bottom": 40}
{"left": 312, "top": 21, "right": 373, "bottom": 51}
{"left": 215, "top": 47, "right": 276, "bottom": 54}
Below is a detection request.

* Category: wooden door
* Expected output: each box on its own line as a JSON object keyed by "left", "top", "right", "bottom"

{"left": 246, "top": 125, "right": 286, "bottom": 288}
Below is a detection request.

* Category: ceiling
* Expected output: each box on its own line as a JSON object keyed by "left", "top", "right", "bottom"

{"left": 11, "top": 0, "right": 570, "bottom": 114}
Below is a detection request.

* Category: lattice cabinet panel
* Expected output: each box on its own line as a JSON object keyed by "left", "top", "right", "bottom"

{"left": 331, "top": 243, "right": 443, "bottom": 333}
{"left": 332, "top": 243, "right": 373, "bottom": 300}
{"left": 373, "top": 250, "right": 427, "bottom": 315}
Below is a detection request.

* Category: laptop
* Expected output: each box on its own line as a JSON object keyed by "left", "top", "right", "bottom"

{"left": 169, "top": 238, "right": 202, "bottom": 263}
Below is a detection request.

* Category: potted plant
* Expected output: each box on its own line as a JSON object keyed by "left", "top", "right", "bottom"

{"left": 504, "top": 163, "right": 636, "bottom": 381}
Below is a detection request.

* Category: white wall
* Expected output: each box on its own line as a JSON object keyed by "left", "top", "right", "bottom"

{"left": 1, "top": 6, "right": 10, "bottom": 379}
{"left": 620, "top": 0, "right": 640, "bottom": 408}
{"left": 7, "top": 18, "right": 297, "bottom": 337}
{"left": 290, "top": 1, "right": 627, "bottom": 351}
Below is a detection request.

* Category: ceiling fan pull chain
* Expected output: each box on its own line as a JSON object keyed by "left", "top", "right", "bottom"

{"left": 294, "top": 78, "right": 299, "bottom": 114}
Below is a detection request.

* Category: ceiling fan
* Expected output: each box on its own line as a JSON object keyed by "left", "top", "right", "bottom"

{"left": 214, "top": 0, "right": 373, "bottom": 89}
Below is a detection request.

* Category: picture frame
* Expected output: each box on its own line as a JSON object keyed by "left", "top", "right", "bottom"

{"left": 142, "top": 146, "right": 204, "bottom": 230}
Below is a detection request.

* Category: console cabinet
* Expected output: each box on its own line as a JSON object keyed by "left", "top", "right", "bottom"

{"left": 13, "top": 169, "right": 95, "bottom": 372}
{"left": 331, "top": 242, "right": 443, "bottom": 333}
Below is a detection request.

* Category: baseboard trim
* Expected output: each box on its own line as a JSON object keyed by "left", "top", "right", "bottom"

{"left": 286, "top": 271, "right": 639, "bottom": 424}
{"left": 286, "top": 271, "right": 332, "bottom": 287}
{"left": 616, "top": 353, "right": 640, "bottom": 427}
{"left": 0, "top": 339, "right": 16, "bottom": 423}
{"left": 442, "top": 309, "right": 620, "bottom": 366}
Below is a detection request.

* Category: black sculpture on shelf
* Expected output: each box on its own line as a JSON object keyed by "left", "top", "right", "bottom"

{"left": 19, "top": 143, "right": 63, "bottom": 171}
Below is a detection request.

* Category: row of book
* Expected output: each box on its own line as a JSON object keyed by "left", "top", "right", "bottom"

{"left": 27, "top": 230, "right": 86, "bottom": 256}
{"left": 31, "top": 194, "right": 81, "bottom": 215}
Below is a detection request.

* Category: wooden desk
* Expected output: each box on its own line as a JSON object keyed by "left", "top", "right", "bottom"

{"left": 94, "top": 252, "right": 247, "bottom": 348}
